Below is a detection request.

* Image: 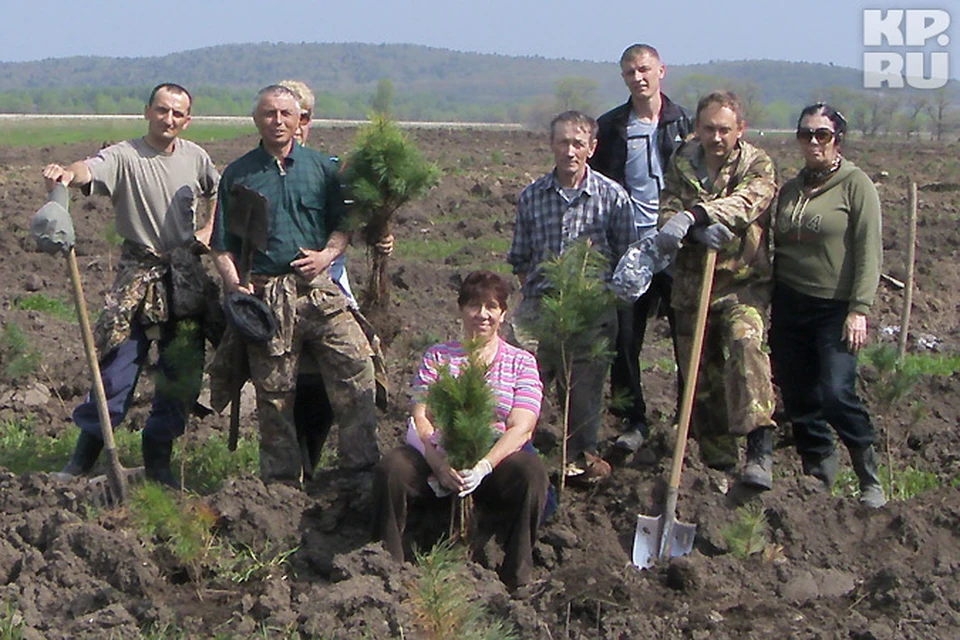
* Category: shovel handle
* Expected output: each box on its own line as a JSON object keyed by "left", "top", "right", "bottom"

{"left": 667, "top": 248, "right": 717, "bottom": 491}
{"left": 67, "top": 247, "right": 128, "bottom": 502}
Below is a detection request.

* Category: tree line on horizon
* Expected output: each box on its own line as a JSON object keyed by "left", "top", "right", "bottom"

{"left": 0, "top": 42, "right": 955, "bottom": 136}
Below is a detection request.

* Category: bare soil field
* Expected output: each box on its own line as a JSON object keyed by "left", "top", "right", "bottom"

{"left": 0, "top": 128, "right": 959, "bottom": 639}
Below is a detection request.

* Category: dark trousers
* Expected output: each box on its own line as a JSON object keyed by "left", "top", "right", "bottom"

{"left": 73, "top": 319, "right": 203, "bottom": 443}
{"left": 294, "top": 374, "right": 334, "bottom": 478}
{"left": 538, "top": 306, "right": 618, "bottom": 462}
{"left": 610, "top": 271, "right": 680, "bottom": 429}
{"left": 769, "top": 284, "right": 876, "bottom": 457}
{"left": 371, "top": 445, "right": 548, "bottom": 588}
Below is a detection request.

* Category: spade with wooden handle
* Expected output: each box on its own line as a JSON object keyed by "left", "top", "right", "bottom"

{"left": 33, "top": 183, "right": 144, "bottom": 506}
{"left": 632, "top": 248, "right": 717, "bottom": 570}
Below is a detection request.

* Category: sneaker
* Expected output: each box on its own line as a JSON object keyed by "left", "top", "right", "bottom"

{"left": 614, "top": 426, "right": 647, "bottom": 452}
{"left": 564, "top": 461, "right": 586, "bottom": 478}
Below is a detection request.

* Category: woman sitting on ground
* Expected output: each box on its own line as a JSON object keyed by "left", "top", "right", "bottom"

{"left": 770, "top": 102, "right": 886, "bottom": 508}
{"left": 372, "top": 270, "right": 548, "bottom": 589}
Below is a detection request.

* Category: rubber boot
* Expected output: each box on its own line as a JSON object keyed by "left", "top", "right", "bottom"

{"left": 849, "top": 445, "right": 887, "bottom": 509}
{"left": 51, "top": 431, "right": 104, "bottom": 480}
{"left": 142, "top": 433, "right": 179, "bottom": 489}
{"left": 801, "top": 448, "right": 841, "bottom": 490}
{"left": 741, "top": 426, "right": 774, "bottom": 490}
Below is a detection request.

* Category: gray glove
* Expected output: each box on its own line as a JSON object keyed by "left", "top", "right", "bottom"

{"left": 655, "top": 211, "right": 695, "bottom": 252}
{"left": 689, "top": 223, "right": 735, "bottom": 250}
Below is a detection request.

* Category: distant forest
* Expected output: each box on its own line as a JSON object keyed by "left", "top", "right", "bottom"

{"left": 0, "top": 42, "right": 956, "bottom": 133}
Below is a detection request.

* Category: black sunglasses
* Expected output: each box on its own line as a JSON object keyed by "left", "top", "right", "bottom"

{"left": 796, "top": 127, "right": 835, "bottom": 144}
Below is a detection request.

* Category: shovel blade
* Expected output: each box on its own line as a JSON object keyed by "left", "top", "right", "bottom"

{"left": 632, "top": 513, "right": 697, "bottom": 570}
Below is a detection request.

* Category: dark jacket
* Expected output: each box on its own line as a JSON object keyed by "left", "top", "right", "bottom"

{"left": 589, "top": 93, "right": 693, "bottom": 188}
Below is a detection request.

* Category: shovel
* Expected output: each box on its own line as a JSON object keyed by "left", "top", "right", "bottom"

{"left": 633, "top": 248, "right": 718, "bottom": 570}
{"left": 223, "top": 184, "right": 270, "bottom": 451}
{"left": 33, "top": 183, "right": 143, "bottom": 506}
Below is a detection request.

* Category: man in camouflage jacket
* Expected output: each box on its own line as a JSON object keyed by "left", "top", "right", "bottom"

{"left": 41, "top": 83, "right": 220, "bottom": 488}
{"left": 655, "top": 91, "right": 778, "bottom": 489}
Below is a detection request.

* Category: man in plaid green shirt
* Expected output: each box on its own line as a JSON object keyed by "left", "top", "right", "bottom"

{"left": 212, "top": 85, "right": 379, "bottom": 484}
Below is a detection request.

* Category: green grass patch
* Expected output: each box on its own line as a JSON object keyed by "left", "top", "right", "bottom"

{"left": 13, "top": 293, "right": 75, "bottom": 323}
{"left": 0, "top": 599, "right": 24, "bottom": 640}
{"left": 397, "top": 237, "right": 510, "bottom": 261}
{"left": 833, "top": 464, "right": 940, "bottom": 502}
{"left": 216, "top": 541, "right": 299, "bottom": 584}
{"left": 138, "top": 622, "right": 189, "bottom": 640}
{"left": 0, "top": 119, "right": 254, "bottom": 147}
{"left": 1, "top": 324, "right": 40, "bottom": 381}
{"left": 410, "top": 539, "right": 517, "bottom": 640}
{"left": 639, "top": 356, "right": 678, "bottom": 374}
{"left": 0, "top": 416, "right": 74, "bottom": 473}
{"left": 0, "top": 421, "right": 141, "bottom": 475}
{"left": 0, "top": 419, "right": 256, "bottom": 494}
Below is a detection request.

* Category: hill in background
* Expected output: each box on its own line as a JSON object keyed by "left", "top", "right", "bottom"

{"left": 0, "top": 42, "right": 956, "bottom": 130}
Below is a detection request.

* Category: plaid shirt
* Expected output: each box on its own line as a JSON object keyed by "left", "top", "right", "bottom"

{"left": 508, "top": 165, "right": 636, "bottom": 298}
{"left": 212, "top": 142, "right": 346, "bottom": 276}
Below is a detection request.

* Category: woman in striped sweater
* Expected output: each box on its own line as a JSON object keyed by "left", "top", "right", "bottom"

{"left": 372, "top": 270, "right": 549, "bottom": 590}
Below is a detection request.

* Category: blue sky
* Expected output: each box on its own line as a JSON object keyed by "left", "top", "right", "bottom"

{"left": 1, "top": 0, "right": 955, "bottom": 76}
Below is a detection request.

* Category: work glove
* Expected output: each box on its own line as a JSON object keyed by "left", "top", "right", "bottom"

{"left": 655, "top": 211, "right": 695, "bottom": 252}
{"left": 689, "top": 223, "right": 735, "bottom": 250}
{"left": 458, "top": 458, "right": 493, "bottom": 497}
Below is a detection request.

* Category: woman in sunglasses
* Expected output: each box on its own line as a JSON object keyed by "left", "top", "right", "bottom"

{"left": 770, "top": 103, "right": 886, "bottom": 508}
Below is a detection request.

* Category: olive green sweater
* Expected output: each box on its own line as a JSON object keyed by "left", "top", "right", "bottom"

{"left": 773, "top": 160, "right": 882, "bottom": 314}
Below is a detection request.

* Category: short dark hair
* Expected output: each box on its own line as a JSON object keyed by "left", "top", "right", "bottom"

{"left": 549, "top": 110, "right": 598, "bottom": 142}
{"left": 147, "top": 83, "right": 192, "bottom": 114}
{"left": 619, "top": 44, "right": 661, "bottom": 65}
{"left": 797, "top": 102, "right": 847, "bottom": 143}
{"left": 696, "top": 91, "right": 745, "bottom": 125}
{"left": 457, "top": 270, "right": 511, "bottom": 311}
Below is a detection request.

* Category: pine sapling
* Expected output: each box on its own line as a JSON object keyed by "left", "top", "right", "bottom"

{"left": 342, "top": 114, "right": 439, "bottom": 310}
{"left": 519, "top": 239, "right": 615, "bottom": 493}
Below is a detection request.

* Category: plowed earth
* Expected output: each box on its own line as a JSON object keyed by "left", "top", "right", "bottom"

{"left": 0, "top": 129, "right": 959, "bottom": 639}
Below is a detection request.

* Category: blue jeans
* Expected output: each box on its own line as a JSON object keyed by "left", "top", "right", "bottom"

{"left": 73, "top": 319, "right": 203, "bottom": 443}
{"left": 769, "top": 284, "right": 875, "bottom": 457}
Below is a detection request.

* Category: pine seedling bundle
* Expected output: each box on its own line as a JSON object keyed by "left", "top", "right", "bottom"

{"left": 342, "top": 114, "right": 439, "bottom": 309}
{"left": 424, "top": 340, "right": 496, "bottom": 470}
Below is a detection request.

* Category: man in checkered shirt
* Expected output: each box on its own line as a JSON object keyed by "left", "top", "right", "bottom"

{"left": 507, "top": 110, "right": 636, "bottom": 481}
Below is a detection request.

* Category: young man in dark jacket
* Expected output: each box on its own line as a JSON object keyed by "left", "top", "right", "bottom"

{"left": 589, "top": 43, "right": 692, "bottom": 451}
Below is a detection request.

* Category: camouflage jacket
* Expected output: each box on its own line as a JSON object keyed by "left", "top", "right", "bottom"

{"left": 94, "top": 240, "right": 212, "bottom": 355}
{"left": 659, "top": 139, "right": 777, "bottom": 312}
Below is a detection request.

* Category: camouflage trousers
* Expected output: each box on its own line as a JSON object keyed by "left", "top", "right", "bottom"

{"left": 676, "top": 302, "right": 776, "bottom": 468}
{"left": 245, "top": 279, "right": 380, "bottom": 483}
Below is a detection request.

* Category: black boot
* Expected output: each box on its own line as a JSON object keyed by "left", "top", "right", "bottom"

{"left": 741, "top": 426, "right": 774, "bottom": 490}
{"left": 142, "top": 433, "right": 179, "bottom": 489}
{"left": 52, "top": 431, "right": 104, "bottom": 480}
{"left": 801, "top": 448, "right": 840, "bottom": 490}
{"left": 849, "top": 445, "right": 887, "bottom": 508}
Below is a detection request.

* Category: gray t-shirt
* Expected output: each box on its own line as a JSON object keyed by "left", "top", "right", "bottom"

{"left": 84, "top": 137, "right": 219, "bottom": 253}
{"left": 624, "top": 114, "right": 662, "bottom": 239}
